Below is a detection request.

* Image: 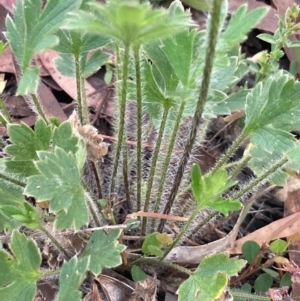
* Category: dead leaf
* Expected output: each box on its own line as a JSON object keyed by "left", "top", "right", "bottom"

{"left": 0, "top": 0, "right": 15, "bottom": 14}
{"left": 127, "top": 276, "right": 157, "bottom": 301}
{"left": 95, "top": 274, "right": 134, "bottom": 301}
{"left": 39, "top": 50, "right": 115, "bottom": 118}
{"left": 228, "top": 212, "right": 300, "bottom": 254}
{"left": 282, "top": 177, "right": 300, "bottom": 298}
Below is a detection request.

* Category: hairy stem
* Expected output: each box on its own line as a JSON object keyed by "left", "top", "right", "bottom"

{"left": 153, "top": 102, "right": 185, "bottom": 218}
{"left": 90, "top": 160, "right": 103, "bottom": 200}
{"left": 232, "top": 157, "right": 288, "bottom": 200}
{"left": 122, "top": 135, "right": 131, "bottom": 209}
{"left": 133, "top": 45, "right": 143, "bottom": 211}
{"left": 75, "top": 54, "right": 84, "bottom": 124}
{"left": 86, "top": 194, "right": 102, "bottom": 227}
{"left": 0, "top": 172, "right": 26, "bottom": 187}
{"left": 230, "top": 290, "right": 270, "bottom": 301}
{"left": 229, "top": 155, "right": 251, "bottom": 181}
{"left": 142, "top": 106, "right": 170, "bottom": 235}
{"left": 158, "top": 0, "right": 223, "bottom": 232}
{"left": 30, "top": 93, "right": 48, "bottom": 124}
{"left": 39, "top": 225, "right": 69, "bottom": 258}
{"left": 162, "top": 204, "right": 203, "bottom": 259}
{"left": 110, "top": 44, "right": 130, "bottom": 194}
{"left": 133, "top": 257, "right": 191, "bottom": 275}
{"left": 0, "top": 98, "right": 12, "bottom": 123}
{"left": 81, "top": 76, "right": 90, "bottom": 124}
{"left": 210, "top": 131, "right": 247, "bottom": 174}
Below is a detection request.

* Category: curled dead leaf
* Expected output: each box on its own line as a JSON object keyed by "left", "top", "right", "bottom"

{"left": 69, "top": 110, "right": 109, "bottom": 162}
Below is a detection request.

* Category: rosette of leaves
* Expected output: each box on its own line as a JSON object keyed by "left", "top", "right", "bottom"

{"left": 64, "top": 0, "right": 193, "bottom": 212}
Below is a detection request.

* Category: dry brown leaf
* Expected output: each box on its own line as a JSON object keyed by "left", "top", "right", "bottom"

{"left": 39, "top": 50, "right": 115, "bottom": 118}
{"left": 69, "top": 110, "right": 109, "bottom": 162}
{"left": 0, "top": 0, "right": 15, "bottom": 13}
{"left": 95, "top": 274, "right": 134, "bottom": 301}
{"left": 228, "top": 212, "right": 300, "bottom": 254}
{"left": 127, "top": 276, "right": 157, "bottom": 301}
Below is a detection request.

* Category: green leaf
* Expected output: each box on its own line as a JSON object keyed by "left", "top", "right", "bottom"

{"left": 54, "top": 30, "right": 110, "bottom": 79}
{"left": 218, "top": 4, "right": 269, "bottom": 53}
{"left": 5, "top": 119, "right": 52, "bottom": 178}
{"left": 0, "top": 231, "right": 41, "bottom": 300}
{"left": 242, "top": 240, "right": 260, "bottom": 264}
{"left": 131, "top": 265, "right": 147, "bottom": 282}
{"left": 178, "top": 253, "right": 246, "bottom": 301}
{"left": 191, "top": 164, "right": 202, "bottom": 203}
{"left": 142, "top": 232, "right": 163, "bottom": 256}
{"left": 82, "top": 50, "right": 109, "bottom": 78}
{"left": 4, "top": 202, "right": 40, "bottom": 230}
{"left": 257, "top": 33, "right": 277, "bottom": 44}
{"left": 64, "top": 0, "right": 192, "bottom": 47}
{"left": 56, "top": 257, "right": 89, "bottom": 301}
{"left": 81, "top": 229, "right": 126, "bottom": 275}
{"left": 280, "top": 273, "right": 292, "bottom": 287}
{"left": 25, "top": 147, "right": 88, "bottom": 230}
{"left": 55, "top": 54, "right": 75, "bottom": 77}
{"left": 0, "top": 178, "right": 26, "bottom": 231}
{"left": 5, "top": 0, "right": 81, "bottom": 72}
{"left": 52, "top": 121, "right": 79, "bottom": 155}
{"left": 160, "top": 30, "right": 196, "bottom": 87}
{"left": 16, "top": 67, "right": 39, "bottom": 95}
{"left": 261, "top": 268, "right": 279, "bottom": 278}
{"left": 6, "top": 119, "right": 51, "bottom": 161}
{"left": 191, "top": 165, "right": 237, "bottom": 208}
{"left": 245, "top": 73, "right": 300, "bottom": 154}
{"left": 207, "top": 198, "right": 242, "bottom": 216}
{"left": 254, "top": 273, "right": 273, "bottom": 294}
{"left": 269, "top": 239, "right": 288, "bottom": 254}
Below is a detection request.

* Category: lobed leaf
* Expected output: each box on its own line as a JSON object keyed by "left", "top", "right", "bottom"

{"left": 64, "top": 0, "right": 192, "bottom": 47}
{"left": 5, "top": 0, "right": 81, "bottom": 71}
{"left": 0, "top": 231, "right": 41, "bottom": 301}
{"left": 81, "top": 229, "right": 126, "bottom": 275}
{"left": 217, "top": 4, "right": 269, "bottom": 53}
{"left": 56, "top": 257, "right": 89, "bottom": 301}
{"left": 191, "top": 164, "right": 237, "bottom": 210}
{"left": 25, "top": 147, "right": 88, "bottom": 230}
{"left": 178, "top": 253, "right": 246, "bottom": 301}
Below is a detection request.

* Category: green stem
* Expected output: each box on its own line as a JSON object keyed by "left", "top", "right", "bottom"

{"left": 232, "top": 157, "right": 288, "bottom": 201}
{"left": 74, "top": 54, "right": 85, "bottom": 125}
{"left": 229, "top": 155, "right": 251, "bottom": 180}
{"left": 30, "top": 94, "right": 48, "bottom": 124}
{"left": 122, "top": 135, "right": 131, "bottom": 209}
{"left": 40, "top": 269, "right": 60, "bottom": 278}
{"left": 210, "top": 131, "right": 247, "bottom": 174}
{"left": 190, "top": 210, "right": 218, "bottom": 237}
{"left": 110, "top": 44, "right": 130, "bottom": 194}
{"left": 133, "top": 257, "right": 191, "bottom": 275}
{"left": 39, "top": 225, "right": 69, "bottom": 259}
{"left": 157, "top": 0, "right": 223, "bottom": 232}
{"left": 133, "top": 45, "right": 142, "bottom": 211}
{"left": 142, "top": 106, "right": 170, "bottom": 235}
{"left": 162, "top": 204, "right": 202, "bottom": 260}
{"left": 154, "top": 103, "right": 185, "bottom": 216}
{"left": 81, "top": 76, "right": 90, "bottom": 124}
{"left": 230, "top": 290, "right": 270, "bottom": 301}
{"left": 0, "top": 98, "right": 12, "bottom": 123}
{"left": 0, "top": 172, "right": 26, "bottom": 187}
{"left": 86, "top": 196, "right": 102, "bottom": 227}
{"left": 0, "top": 115, "right": 7, "bottom": 127}
{"left": 90, "top": 160, "right": 103, "bottom": 200}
